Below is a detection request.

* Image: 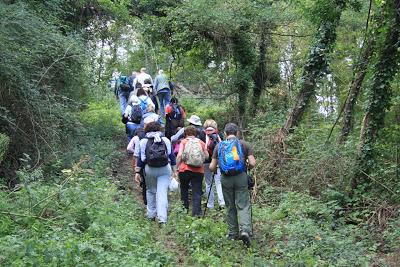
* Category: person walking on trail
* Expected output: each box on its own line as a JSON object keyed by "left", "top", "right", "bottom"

{"left": 135, "top": 119, "right": 177, "bottom": 225}
{"left": 122, "top": 88, "right": 154, "bottom": 142}
{"left": 171, "top": 115, "right": 206, "bottom": 143}
{"left": 203, "top": 119, "right": 225, "bottom": 209}
{"left": 165, "top": 97, "right": 186, "bottom": 139}
{"left": 142, "top": 104, "right": 163, "bottom": 126}
{"left": 115, "top": 74, "right": 133, "bottom": 115}
{"left": 127, "top": 128, "right": 146, "bottom": 205}
{"left": 143, "top": 79, "right": 159, "bottom": 114}
{"left": 153, "top": 69, "right": 171, "bottom": 117}
{"left": 176, "top": 126, "right": 209, "bottom": 216}
{"left": 209, "top": 123, "right": 256, "bottom": 247}
{"left": 128, "top": 71, "right": 137, "bottom": 90}
{"left": 134, "top": 67, "right": 153, "bottom": 87}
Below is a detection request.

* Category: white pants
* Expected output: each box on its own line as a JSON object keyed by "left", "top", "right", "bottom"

{"left": 204, "top": 163, "right": 225, "bottom": 208}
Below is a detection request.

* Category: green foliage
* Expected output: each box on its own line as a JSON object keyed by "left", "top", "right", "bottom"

{"left": 0, "top": 133, "right": 10, "bottom": 164}
{"left": 356, "top": 0, "right": 400, "bottom": 182}
{"left": 0, "top": 1, "right": 90, "bottom": 183}
{"left": 179, "top": 97, "right": 234, "bottom": 129}
{"left": 256, "top": 190, "right": 375, "bottom": 265}
{"left": 0, "top": 99, "right": 174, "bottom": 266}
{"left": 161, "top": 188, "right": 377, "bottom": 266}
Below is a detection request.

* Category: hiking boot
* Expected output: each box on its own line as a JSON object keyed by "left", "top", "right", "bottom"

{"left": 239, "top": 231, "right": 251, "bottom": 248}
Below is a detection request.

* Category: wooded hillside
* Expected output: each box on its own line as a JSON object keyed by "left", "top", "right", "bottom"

{"left": 0, "top": 0, "right": 399, "bottom": 265}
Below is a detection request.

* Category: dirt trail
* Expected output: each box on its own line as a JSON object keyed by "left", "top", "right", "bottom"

{"left": 111, "top": 142, "right": 190, "bottom": 266}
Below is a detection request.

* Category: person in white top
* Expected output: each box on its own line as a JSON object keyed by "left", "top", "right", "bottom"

{"left": 134, "top": 67, "right": 153, "bottom": 88}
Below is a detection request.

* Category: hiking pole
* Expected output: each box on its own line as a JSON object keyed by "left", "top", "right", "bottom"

{"left": 248, "top": 170, "right": 254, "bottom": 235}
{"left": 203, "top": 172, "right": 215, "bottom": 218}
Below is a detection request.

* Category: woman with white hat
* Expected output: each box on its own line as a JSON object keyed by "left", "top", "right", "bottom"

{"left": 171, "top": 114, "right": 206, "bottom": 143}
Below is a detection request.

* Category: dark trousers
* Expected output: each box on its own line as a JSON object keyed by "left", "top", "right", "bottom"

{"left": 179, "top": 171, "right": 203, "bottom": 216}
{"left": 139, "top": 170, "right": 147, "bottom": 205}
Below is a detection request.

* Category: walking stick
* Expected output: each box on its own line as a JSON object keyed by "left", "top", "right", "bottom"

{"left": 248, "top": 170, "right": 254, "bottom": 235}
{"left": 203, "top": 172, "right": 215, "bottom": 218}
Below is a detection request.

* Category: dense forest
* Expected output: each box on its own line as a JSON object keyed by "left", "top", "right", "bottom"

{"left": 0, "top": 0, "right": 399, "bottom": 265}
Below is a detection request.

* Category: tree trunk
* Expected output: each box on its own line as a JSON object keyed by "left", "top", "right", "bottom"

{"left": 339, "top": 37, "right": 375, "bottom": 143}
{"left": 269, "top": 2, "right": 345, "bottom": 179}
{"left": 354, "top": 0, "right": 400, "bottom": 188}
{"left": 97, "top": 38, "right": 105, "bottom": 84}
{"left": 252, "top": 30, "right": 267, "bottom": 116}
{"left": 232, "top": 31, "right": 255, "bottom": 125}
{"left": 282, "top": 17, "right": 342, "bottom": 135}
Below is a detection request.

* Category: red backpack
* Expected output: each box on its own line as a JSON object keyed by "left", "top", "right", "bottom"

{"left": 205, "top": 128, "right": 221, "bottom": 157}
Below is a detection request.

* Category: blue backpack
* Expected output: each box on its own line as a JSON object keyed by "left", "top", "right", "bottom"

{"left": 139, "top": 97, "right": 149, "bottom": 113}
{"left": 218, "top": 138, "right": 246, "bottom": 176}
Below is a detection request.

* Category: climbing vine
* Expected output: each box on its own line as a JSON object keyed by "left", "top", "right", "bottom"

{"left": 355, "top": 0, "right": 400, "bottom": 187}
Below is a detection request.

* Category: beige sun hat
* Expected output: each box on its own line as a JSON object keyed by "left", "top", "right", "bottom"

{"left": 187, "top": 115, "right": 202, "bottom": 126}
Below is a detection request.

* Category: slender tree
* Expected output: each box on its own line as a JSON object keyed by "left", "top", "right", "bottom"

{"left": 354, "top": 0, "right": 400, "bottom": 188}
{"left": 280, "top": 1, "right": 346, "bottom": 136}
{"left": 231, "top": 30, "right": 256, "bottom": 125}
{"left": 339, "top": 37, "right": 375, "bottom": 143}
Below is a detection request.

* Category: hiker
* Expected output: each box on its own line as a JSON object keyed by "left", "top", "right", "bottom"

{"left": 127, "top": 128, "right": 146, "bottom": 205}
{"left": 209, "top": 123, "right": 256, "bottom": 247}
{"left": 135, "top": 119, "right": 177, "bottom": 224}
{"left": 176, "top": 126, "right": 209, "bottom": 216}
{"left": 171, "top": 115, "right": 206, "bottom": 143}
{"left": 153, "top": 69, "right": 171, "bottom": 117}
{"left": 203, "top": 119, "right": 225, "bottom": 209}
{"left": 128, "top": 71, "right": 137, "bottom": 90}
{"left": 122, "top": 88, "right": 154, "bottom": 142}
{"left": 115, "top": 74, "right": 133, "bottom": 115}
{"left": 165, "top": 97, "right": 186, "bottom": 139}
{"left": 134, "top": 67, "right": 153, "bottom": 87}
{"left": 142, "top": 104, "right": 163, "bottom": 126}
{"left": 143, "top": 78, "right": 160, "bottom": 114}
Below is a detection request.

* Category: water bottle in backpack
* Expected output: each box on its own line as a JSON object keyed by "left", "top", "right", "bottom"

{"left": 218, "top": 138, "right": 246, "bottom": 176}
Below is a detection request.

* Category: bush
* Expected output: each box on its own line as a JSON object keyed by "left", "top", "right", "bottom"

{"left": 0, "top": 2, "right": 90, "bottom": 185}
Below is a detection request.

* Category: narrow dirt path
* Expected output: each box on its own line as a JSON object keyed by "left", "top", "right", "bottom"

{"left": 111, "top": 140, "right": 191, "bottom": 266}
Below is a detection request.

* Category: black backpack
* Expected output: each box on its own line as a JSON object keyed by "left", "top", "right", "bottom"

{"left": 196, "top": 127, "right": 206, "bottom": 143}
{"left": 129, "top": 104, "right": 143, "bottom": 124}
{"left": 145, "top": 138, "right": 169, "bottom": 167}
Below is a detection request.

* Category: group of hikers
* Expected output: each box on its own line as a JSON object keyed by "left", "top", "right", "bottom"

{"left": 113, "top": 67, "right": 257, "bottom": 247}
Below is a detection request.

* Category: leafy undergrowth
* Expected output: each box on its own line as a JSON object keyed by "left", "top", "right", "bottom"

{"left": 0, "top": 99, "right": 388, "bottom": 266}
{"left": 0, "top": 99, "right": 174, "bottom": 266}
{"left": 162, "top": 189, "right": 377, "bottom": 266}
